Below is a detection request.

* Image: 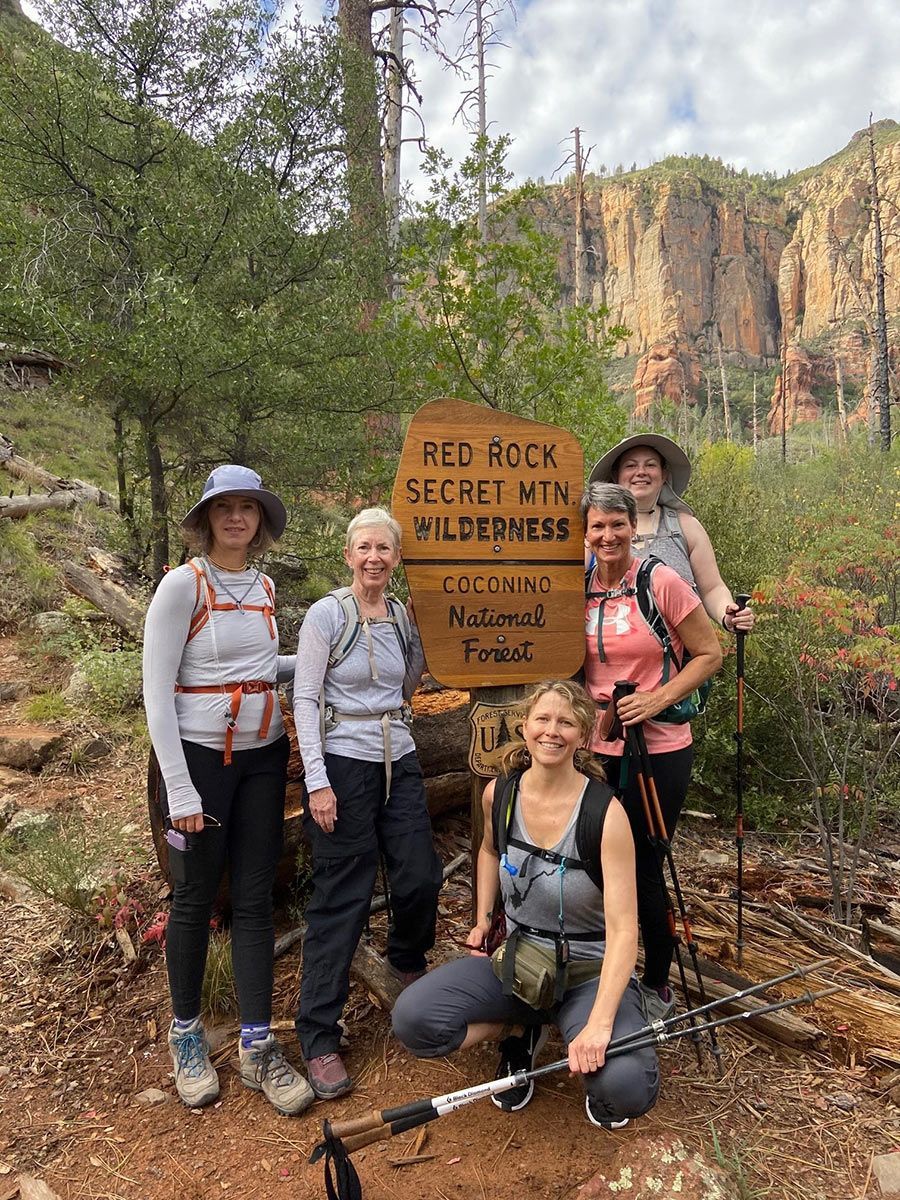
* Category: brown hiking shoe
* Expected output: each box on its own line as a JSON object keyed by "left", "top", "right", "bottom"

{"left": 389, "top": 965, "right": 427, "bottom": 989}
{"left": 307, "top": 1052, "right": 353, "bottom": 1099}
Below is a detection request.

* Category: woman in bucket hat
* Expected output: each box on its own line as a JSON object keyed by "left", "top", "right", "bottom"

{"left": 588, "top": 435, "right": 753, "bottom": 634}
{"left": 143, "top": 464, "right": 313, "bottom": 1115}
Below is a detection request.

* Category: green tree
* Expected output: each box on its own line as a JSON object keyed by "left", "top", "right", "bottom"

{"left": 386, "top": 136, "right": 628, "bottom": 449}
{"left": 0, "top": 1, "right": 381, "bottom": 577}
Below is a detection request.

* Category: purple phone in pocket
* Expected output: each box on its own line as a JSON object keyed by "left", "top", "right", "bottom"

{"left": 166, "top": 828, "right": 188, "bottom": 852}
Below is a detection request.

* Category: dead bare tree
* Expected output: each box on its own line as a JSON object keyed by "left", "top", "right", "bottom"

{"left": 834, "top": 354, "right": 848, "bottom": 443}
{"left": 866, "top": 114, "right": 892, "bottom": 450}
{"left": 716, "top": 325, "right": 733, "bottom": 442}
{"left": 555, "top": 127, "right": 593, "bottom": 307}
{"left": 451, "top": 0, "right": 516, "bottom": 238}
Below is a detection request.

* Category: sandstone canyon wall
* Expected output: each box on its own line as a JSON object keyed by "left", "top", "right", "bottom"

{"left": 532, "top": 123, "right": 900, "bottom": 426}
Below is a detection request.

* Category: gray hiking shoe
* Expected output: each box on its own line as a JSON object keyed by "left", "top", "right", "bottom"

{"left": 239, "top": 1034, "right": 314, "bottom": 1116}
{"left": 639, "top": 982, "right": 676, "bottom": 1024}
{"left": 168, "top": 1018, "right": 219, "bottom": 1108}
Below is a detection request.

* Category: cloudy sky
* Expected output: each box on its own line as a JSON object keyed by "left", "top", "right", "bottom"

{"left": 21, "top": 0, "right": 900, "bottom": 194}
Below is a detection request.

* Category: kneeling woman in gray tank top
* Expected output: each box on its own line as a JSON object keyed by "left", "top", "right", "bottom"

{"left": 392, "top": 681, "right": 659, "bottom": 1130}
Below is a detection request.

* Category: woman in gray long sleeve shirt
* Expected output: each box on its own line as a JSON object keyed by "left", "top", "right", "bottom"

{"left": 143, "top": 465, "right": 312, "bottom": 1118}
{"left": 292, "top": 506, "right": 442, "bottom": 1100}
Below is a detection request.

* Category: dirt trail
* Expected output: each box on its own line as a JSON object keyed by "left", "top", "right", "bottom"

{"left": 0, "top": 637, "right": 896, "bottom": 1199}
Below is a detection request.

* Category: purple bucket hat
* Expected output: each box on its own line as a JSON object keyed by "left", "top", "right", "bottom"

{"left": 180, "top": 464, "right": 287, "bottom": 539}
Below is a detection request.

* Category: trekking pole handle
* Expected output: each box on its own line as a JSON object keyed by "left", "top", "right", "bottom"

{"left": 735, "top": 593, "right": 751, "bottom": 611}
{"left": 341, "top": 1125, "right": 395, "bottom": 1153}
{"left": 327, "top": 1111, "right": 387, "bottom": 1140}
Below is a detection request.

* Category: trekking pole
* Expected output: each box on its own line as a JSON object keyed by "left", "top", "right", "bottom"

{"left": 733, "top": 593, "right": 751, "bottom": 968}
{"left": 614, "top": 681, "right": 722, "bottom": 1076}
{"left": 311, "top": 965, "right": 841, "bottom": 1189}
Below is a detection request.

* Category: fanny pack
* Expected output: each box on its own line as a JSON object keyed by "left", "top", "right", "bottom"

{"left": 653, "top": 679, "right": 711, "bottom": 724}
{"left": 491, "top": 936, "right": 603, "bottom": 1012}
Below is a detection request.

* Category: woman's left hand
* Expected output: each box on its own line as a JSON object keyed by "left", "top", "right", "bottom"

{"left": 568, "top": 1021, "right": 613, "bottom": 1075}
{"left": 615, "top": 689, "right": 663, "bottom": 727}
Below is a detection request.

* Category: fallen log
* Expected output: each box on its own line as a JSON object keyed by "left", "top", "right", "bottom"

{"left": 351, "top": 940, "right": 403, "bottom": 1010}
{"left": 673, "top": 958, "right": 827, "bottom": 1053}
{"left": 61, "top": 560, "right": 145, "bottom": 639}
{"left": 862, "top": 917, "right": 900, "bottom": 976}
{"left": 770, "top": 901, "right": 900, "bottom": 995}
{"left": 0, "top": 436, "right": 116, "bottom": 511}
{"left": 0, "top": 490, "right": 108, "bottom": 519}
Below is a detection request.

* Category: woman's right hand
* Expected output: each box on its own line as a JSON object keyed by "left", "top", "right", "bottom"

{"left": 173, "top": 813, "right": 204, "bottom": 833}
{"left": 465, "top": 921, "right": 491, "bottom": 956}
{"left": 308, "top": 786, "right": 338, "bottom": 832}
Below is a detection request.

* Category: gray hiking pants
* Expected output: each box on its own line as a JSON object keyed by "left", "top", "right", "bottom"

{"left": 392, "top": 955, "right": 659, "bottom": 1123}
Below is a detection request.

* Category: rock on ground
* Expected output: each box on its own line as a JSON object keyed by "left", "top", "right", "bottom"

{"left": 573, "top": 1136, "right": 742, "bottom": 1200}
{"left": 873, "top": 1151, "right": 900, "bottom": 1199}
{"left": 18, "top": 1176, "right": 64, "bottom": 1200}
{"left": 0, "top": 725, "right": 64, "bottom": 770}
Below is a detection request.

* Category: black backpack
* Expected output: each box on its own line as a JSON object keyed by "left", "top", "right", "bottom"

{"left": 491, "top": 767, "right": 614, "bottom": 892}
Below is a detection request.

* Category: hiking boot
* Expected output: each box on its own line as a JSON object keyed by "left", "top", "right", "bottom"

{"left": 239, "top": 1035, "right": 314, "bottom": 1116}
{"left": 388, "top": 964, "right": 427, "bottom": 990}
{"left": 168, "top": 1019, "right": 219, "bottom": 1108}
{"left": 585, "top": 1096, "right": 630, "bottom": 1130}
{"left": 639, "top": 982, "right": 676, "bottom": 1024}
{"left": 491, "top": 1024, "right": 548, "bottom": 1112}
{"left": 307, "top": 1052, "right": 353, "bottom": 1100}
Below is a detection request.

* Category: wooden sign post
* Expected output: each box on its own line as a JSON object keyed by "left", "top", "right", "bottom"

{"left": 392, "top": 399, "right": 585, "bottom": 909}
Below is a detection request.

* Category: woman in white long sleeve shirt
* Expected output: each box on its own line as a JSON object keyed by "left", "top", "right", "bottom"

{"left": 143, "top": 464, "right": 312, "bottom": 1117}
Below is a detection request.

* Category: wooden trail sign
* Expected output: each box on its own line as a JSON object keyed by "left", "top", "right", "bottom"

{"left": 392, "top": 398, "right": 585, "bottom": 688}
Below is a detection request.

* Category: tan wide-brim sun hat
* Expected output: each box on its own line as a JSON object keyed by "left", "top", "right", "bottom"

{"left": 181, "top": 464, "right": 287, "bottom": 539}
{"left": 588, "top": 434, "right": 694, "bottom": 514}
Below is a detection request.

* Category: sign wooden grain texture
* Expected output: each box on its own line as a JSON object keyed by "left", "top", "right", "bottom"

{"left": 392, "top": 398, "right": 585, "bottom": 687}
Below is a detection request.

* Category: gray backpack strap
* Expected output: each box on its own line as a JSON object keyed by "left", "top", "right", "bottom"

{"left": 327, "top": 587, "right": 362, "bottom": 668}
{"left": 660, "top": 505, "right": 691, "bottom": 563}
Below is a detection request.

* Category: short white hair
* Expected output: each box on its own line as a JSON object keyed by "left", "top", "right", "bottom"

{"left": 346, "top": 506, "right": 401, "bottom": 552}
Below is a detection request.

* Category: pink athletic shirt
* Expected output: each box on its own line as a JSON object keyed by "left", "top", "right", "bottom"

{"left": 585, "top": 557, "right": 701, "bottom": 755}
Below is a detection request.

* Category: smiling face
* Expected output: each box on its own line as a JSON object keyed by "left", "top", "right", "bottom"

{"left": 522, "top": 690, "right": 584, "bottom": 768}
{"left": 584, "top": 505, "right": 636, "bottom": 575}
{"left": 613, "top": 446, "right": 666, "bottom": 506}
{"left": 207, "top": 495, "right": 262, "bottom": 558}
{"left": 344, "top": 524, "right": 401, "bottom": 596}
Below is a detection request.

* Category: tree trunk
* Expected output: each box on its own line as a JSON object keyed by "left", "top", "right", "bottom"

{"left": 752, "top": 373, "right": 758, "bottom": 453}
{"left": 573, "top": 126, "right": 587, "bottom": 307}
{"left": 383, "top": 6, "right": 403, "bottom": 285}
{"left": 337, "top": 0, "right": 388, "bottom": 299}
{"left": 0, "top": 490, "right": 107, "bottom": 519}
{"left": 780, "top": 332, "right": 788, "bottom": 462}
{"left": 834, "top": 354, "right": 848, "bottom": 442}
{"left": 0, "top": 434, "right": 115, "bottom": 507}
{"left": 475, "top": 0, "right": 487, "bottom": 239}
{"left": 716, "top": 328, "right": 732, "bottom": 442}
{"left": 866, "top": 116, "right": 891, "bottom": 450}
{"left": 145, "top": 424, "right": 169, "bottom": 583}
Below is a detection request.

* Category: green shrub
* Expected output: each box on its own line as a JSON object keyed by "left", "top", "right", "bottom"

{"left": 68, "top": 648, "right": 143, "bottom": 718}
{"left": 0, "top": 519, "right": 60, "bottom": 629}
{"left": 0, "top": 814, "right": 105, "bottom": 919}
{"left": 202, "top": 932, "right": 238, "bottom": 1018}
{"left": 24, "top": 691, "right": 70, "bottom": 721}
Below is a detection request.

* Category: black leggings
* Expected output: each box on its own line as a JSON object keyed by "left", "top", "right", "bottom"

{"left": 599, "top": 745, "right": 694, "bottom": 989}
{"left": 159, "top": 736, "right": 289, "bottom": 1023}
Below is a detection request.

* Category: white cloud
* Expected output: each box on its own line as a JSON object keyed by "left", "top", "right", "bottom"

{"left": 404, "top": 0, "right": 900, "bottom": 193}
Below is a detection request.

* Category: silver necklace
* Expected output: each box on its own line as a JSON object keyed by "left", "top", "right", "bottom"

{"left": 205, "top": 559, "right": 261, "bottom": 612}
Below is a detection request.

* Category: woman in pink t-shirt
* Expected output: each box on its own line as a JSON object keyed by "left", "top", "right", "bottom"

{"left": 581, "top": 482, "right": 722, "bottom": 1020}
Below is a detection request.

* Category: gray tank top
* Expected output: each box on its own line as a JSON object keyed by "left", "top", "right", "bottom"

{"left": 631, "top": 504, "right": 695, "bottom": 586}
{"left": 500, "top": 781, "right": 605, "bottom": 961}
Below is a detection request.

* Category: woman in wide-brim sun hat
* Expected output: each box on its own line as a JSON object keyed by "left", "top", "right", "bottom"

{"left": 588, "top": 435, "right": 753, "bottom": 634}
{"left": 143, "top": 464, "right": 313, "bottom": 1117}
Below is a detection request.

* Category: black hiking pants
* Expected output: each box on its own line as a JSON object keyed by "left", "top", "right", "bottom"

{"left": 159, "top": 735, "right": 289, "bottom": 1024}
{"left": 295, "top": 751, "right": 442, "bottom": 1061}
{"left": 599, "top": 745, "right": 694, "bottom": 989}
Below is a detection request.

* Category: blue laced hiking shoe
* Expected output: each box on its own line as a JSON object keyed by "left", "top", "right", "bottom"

{"left": 491, "top": 1025, "right": 549, "bottom": 1112}
{"left": 585, "top": 1096, "right": 630, "bottom": 1129}
{"left": 239, "top": 1034, "right": 314, "bottom": 1116}
{"left": 168, "top": 1019, "right": 219, "bottom": 1108}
